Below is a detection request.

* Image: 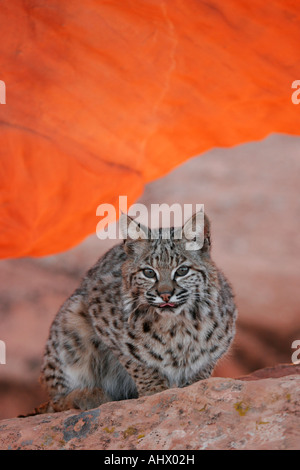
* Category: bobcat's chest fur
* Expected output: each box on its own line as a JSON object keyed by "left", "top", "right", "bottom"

{"left": 124, "top": 304, "right": 225, "bottom": 387}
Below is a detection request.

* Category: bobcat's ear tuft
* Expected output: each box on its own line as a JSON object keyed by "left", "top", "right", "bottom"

{"left": 119, "top": 212, "right": 149, "bottom": 241}
{"left": 182, "top": 210, "right": 211, "bottom": 252}
{"left": 202, "top": 213, "right": 211, "bottom": 251}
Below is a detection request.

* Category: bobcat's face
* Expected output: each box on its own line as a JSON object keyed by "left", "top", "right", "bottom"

{"left": 139, "top": 257, "right": 207, "bottom": 313}
{"left": 121, "top": 217, "right": 211, "bottom": 316}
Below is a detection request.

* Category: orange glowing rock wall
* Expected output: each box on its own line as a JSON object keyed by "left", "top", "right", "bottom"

{"left": 0, "top": 0, "right": 299, "bottom": 257}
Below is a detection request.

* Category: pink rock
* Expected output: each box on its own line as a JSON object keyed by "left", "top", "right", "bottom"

{"left": 238, "top": 363, "right": 300, "bottom": 381}
{"left": 0, "top": 364, "right": 299, "bottom": 450}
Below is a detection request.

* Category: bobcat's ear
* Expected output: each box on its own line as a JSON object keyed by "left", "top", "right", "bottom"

{"left": 119, "top": 212, "right": 149, "bottom": 241}
{"left": 182, "top": 210, "right": 211, "bottom": 252}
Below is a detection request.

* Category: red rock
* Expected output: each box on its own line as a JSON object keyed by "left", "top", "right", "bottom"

{"left": 0, "top": 364, "right": 299, "bottom": 450}
{"left": 238, "top": 363, "right": 300, "bottom": 381}
{"left": 1, "top": 1, "right": 300, "bottom": 259}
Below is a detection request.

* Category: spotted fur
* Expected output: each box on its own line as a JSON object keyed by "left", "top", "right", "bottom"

{"left": 38, "top": 213, "right": 237, "bottom": 413}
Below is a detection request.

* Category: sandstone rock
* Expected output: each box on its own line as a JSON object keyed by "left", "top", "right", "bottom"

{"left": 0, "top": 364, "right": 299, "bottom": 450}
{"left": 2, "top": 1, "right": 300, "bottom": 259}
{"left": 238, "top": 363, "right": 300, "bottom": 381}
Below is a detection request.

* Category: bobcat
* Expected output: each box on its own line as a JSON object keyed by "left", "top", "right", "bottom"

{"left": 35, "top": 211, "right": 237, "bottom": 413}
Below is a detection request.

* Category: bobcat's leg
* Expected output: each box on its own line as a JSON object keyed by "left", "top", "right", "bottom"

{"left": 39, "top": 292, "right": 139, "bottom": 413}
{"left": 38, "top": 294, "right": 115, "bottom": 413}
{"left": 121, "top": 357, "right": 169, "bottom": 397}
{"left": 89, "top": 311, "right": 170, "bottom": 397}
{"left": 181, "top": 363, "right": 214, "bottom": 388}
{"left": 21, "top": 388, "right": 111, "bottom": 416}
{"left": 50, "top": 387, "right": 111, "bottom": 412}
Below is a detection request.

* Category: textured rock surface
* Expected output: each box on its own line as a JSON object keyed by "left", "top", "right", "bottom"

{"left": 0, "top": 364, "right": 299, "bottom": 450}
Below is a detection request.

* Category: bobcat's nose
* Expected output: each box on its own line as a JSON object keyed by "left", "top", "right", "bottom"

{"left": 160, "top": 292, "right": 172, "bottom": 302}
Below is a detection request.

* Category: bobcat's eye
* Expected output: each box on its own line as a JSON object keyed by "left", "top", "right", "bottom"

{"left": 176, "top": 266, "right": 189, "bottom": 277}
{"left": 143, "top": 268, "right": 156, "bottom": 279}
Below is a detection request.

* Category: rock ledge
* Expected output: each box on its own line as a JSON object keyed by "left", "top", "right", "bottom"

{"left": 0, "top": 364, "right": 299, "bottom": 450}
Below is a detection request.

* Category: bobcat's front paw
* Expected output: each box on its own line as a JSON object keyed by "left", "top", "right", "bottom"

{"left": 64, "top": 388, "right": 111, "bottom": 410}
{"left": 135, "top": 376, "right": 170, "bottom": 397}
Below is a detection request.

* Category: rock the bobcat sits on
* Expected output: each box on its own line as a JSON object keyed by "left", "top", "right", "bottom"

{"left": 36, "top": 212, "right": 237, "bottom": 413}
